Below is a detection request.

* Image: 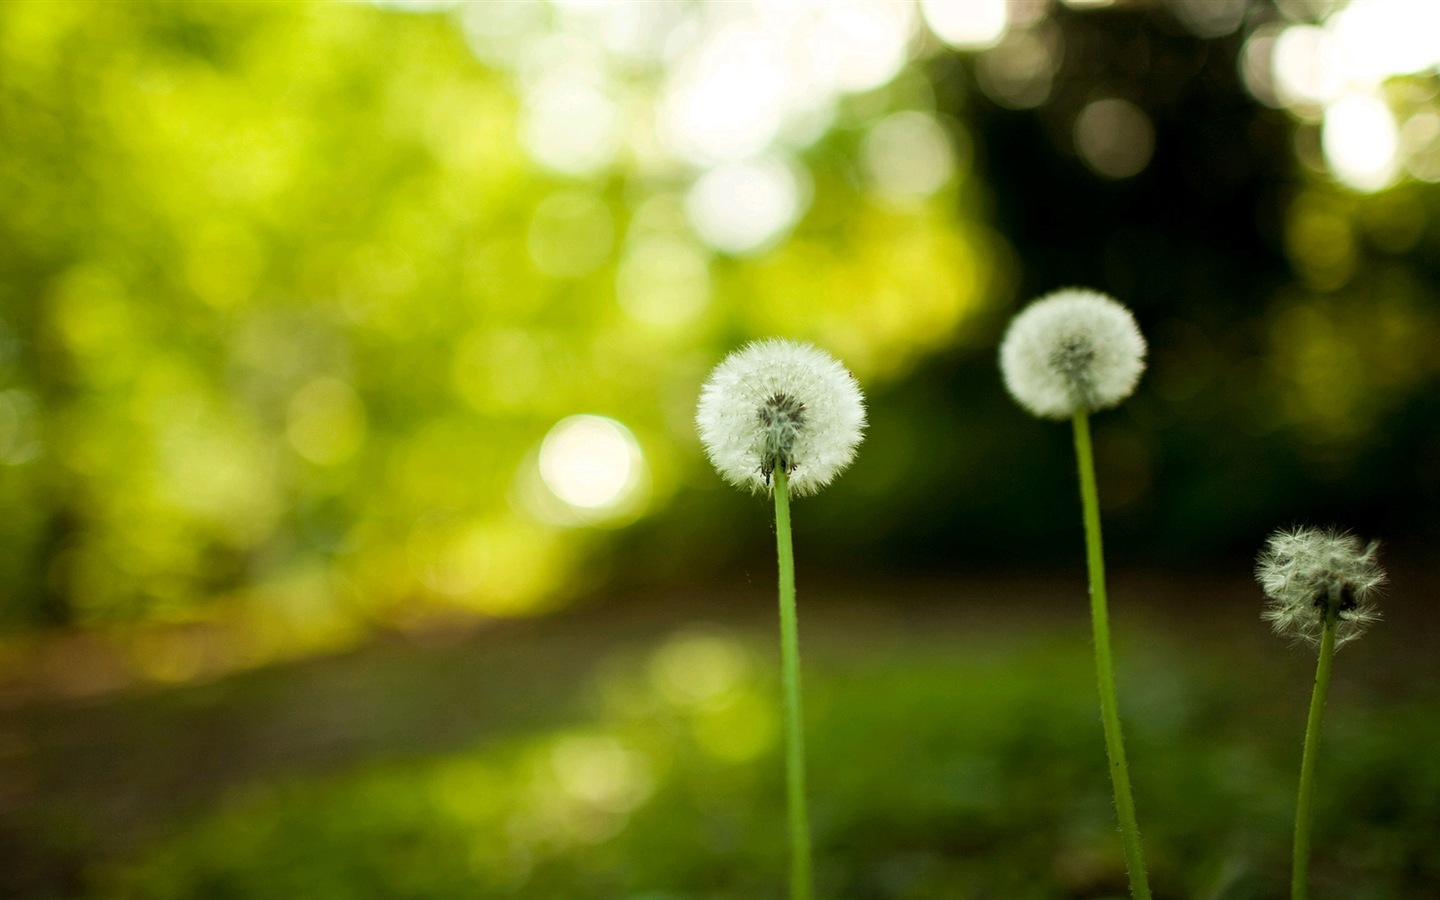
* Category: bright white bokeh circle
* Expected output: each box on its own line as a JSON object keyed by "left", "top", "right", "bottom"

{"left": 1322, "top": 91, "right": 1400, "bottom": 193}
{"left": 538, "top": 415, "right": 646, "bottom": 514}
{"left": 685, "top": 155, "right": 805, "bottom": 255}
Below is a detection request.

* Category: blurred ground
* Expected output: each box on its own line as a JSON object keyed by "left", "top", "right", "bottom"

{"left": 1, "top": 567, "right": 1437, "bottom": 898}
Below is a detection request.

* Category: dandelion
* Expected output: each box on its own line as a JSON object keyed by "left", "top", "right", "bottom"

{"left": 696, "top": 339, "right": 866, "bottom": 496}
{"left": 999, "top": 287, "right": 1146, "bottom": 420}
{"left": 998, "top": 288, "right": 1152, "bottom": 900}
{"left": 1257, "top": 526, "right": 1384, "bottom": 649}
{"left": 1256, "top": 526, "right": 1385, "bottom": 900}
{"left": 696, "top": 338, "right": 865, "bottom": 900}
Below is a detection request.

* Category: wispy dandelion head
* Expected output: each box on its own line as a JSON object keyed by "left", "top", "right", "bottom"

{"left": 1256, "top": 526, "right": 1385, "bottom": 648}
{"left": 696, "top": 339, "right": 865, "bottom": 496}
{"left": 999, "top": 288, "right": 1147, "bottom": 419}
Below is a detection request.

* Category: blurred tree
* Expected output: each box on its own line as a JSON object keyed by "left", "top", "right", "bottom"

{"left": 0, "top": 0, "right": 1000, "bottom": 644}
{"left": 838, "top": 0, "right": 1440, "bottom": 573}
{"left": 0, "top": 0, "right": 1438, "bottom": 648}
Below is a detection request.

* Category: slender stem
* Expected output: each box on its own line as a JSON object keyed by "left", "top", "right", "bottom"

{"left": 1072, "top": 411, "right": 1152, "bottom": 900}
{"left": 1292, "top": 591, "right": 1340, "bottom": 900}
{"left": 773, "top": 468, "right": 813, "bottom": 900}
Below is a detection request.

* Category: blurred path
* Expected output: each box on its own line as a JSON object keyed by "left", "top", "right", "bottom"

{"left": 0, "top": 569, "right": 1434, "bottom": 896}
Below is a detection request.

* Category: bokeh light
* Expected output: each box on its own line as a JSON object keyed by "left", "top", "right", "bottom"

{"left": 1272, "top": 25, "right": 1341, "bottom": 114}
{"left": 685, "top": 156, "right": 807, "bottom": 255}
{"left": 286, "top": 377, "right": 366, "bottom": 466}
{"left": 862, "top": 111, "right": 961, "bottom": 202}
{"left": 549, "top": 734, "right": 654, "bottom": 815}
{"left": 1326, "top": 0, "right": 1440, "bottom": 85}
{"left": 658, "top": 22, "right": 790, "bottom": 167}
{"left": 1402, "top": 111, "right": 1440, "bottom": 182}
{"left": 975, "top": 26, "right": 1060, "bottom": 110}
{"left": 1074, "top": 98, "right": 1155, "bottom": 179}
{"left": 919, "top": 0, "right": 1008, "bottom": 51}
{"left": 0, "top": 389, "right": 42, "bottom": 466}
{"left": 616, "top": 234, "right": 712, "bottom": 330}
{"left": 537, "top": 415, "right": 649, "bottom": 524}
{"left": 1248, "top": 0, "right": 1440, "bottom": 192}
{"left": 1168, "top": 0, "right": 1247, "bottom": 39}
{"left": 1239, "top": 23, "right": 1285, "bottom": 109}
{"left": 812, "top": 1, "right": 917, "bottom": 92}
{"left": 1322, "top": 90, "right": 1401, "bottom": 192}
{"left": 519, "top": 70, "right": 622, "bottom": 178}
{"left": 648, "top": 629, "right": 750, "bottom": 708}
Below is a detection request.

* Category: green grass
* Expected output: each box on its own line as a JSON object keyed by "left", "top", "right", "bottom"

{"left": 80, "top": 618, "right": 1440, "bottom": 900}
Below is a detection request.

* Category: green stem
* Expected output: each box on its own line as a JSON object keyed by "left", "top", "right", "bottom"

{"left": 1072, "top": 411, "right": 1152, "bottom": 900}
{"left": 1292, "top": 592, "right": 1340, "bottom": 900}
{"left": 773, "top": 468, "right": 813, "bottom": 900}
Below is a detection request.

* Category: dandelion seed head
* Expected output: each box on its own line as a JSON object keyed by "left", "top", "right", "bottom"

{"left": 999, "top": 288, "right": 1147, "bottom": 420}
{"left": 696, "top": 339, "right": 866, "bottom": 497}
{"left": 1256, "top": 526, "right": 1385, "bottom": 649}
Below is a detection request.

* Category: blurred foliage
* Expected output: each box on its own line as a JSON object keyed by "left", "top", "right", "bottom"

{"left": 0, "top": 0, "right": 1000, "bottom": 641}
{"left": 69, "top": 623, "right": 1440, "bottom": 899}
{"left": 844, "top": 1, "right": 1440, "bottom": 573}
{"left": 0, "top": 0, "right": 1439, "bottom": 652}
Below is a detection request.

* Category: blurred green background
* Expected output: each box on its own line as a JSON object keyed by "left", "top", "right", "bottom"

{"left": 1, "top": 0, "right": 1439, "bottom": 896}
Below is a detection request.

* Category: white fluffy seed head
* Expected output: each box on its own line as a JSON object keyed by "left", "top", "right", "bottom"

{"left": 695, "top": 339, "right": 866, "bottom": 497}
{"left": 1256, "top": 526, "right": 1385, "bottom": 649}
{"left": 999, "top": 288, "right": 1147, "bottom": 420}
